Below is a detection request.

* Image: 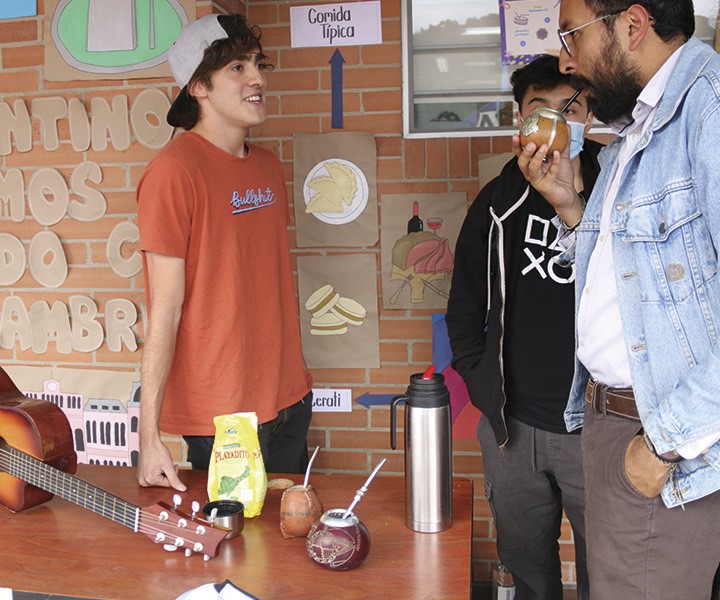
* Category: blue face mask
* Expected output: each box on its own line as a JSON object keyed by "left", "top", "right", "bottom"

{"left": 567, "top": 120, "right": 586, "bottom": 160}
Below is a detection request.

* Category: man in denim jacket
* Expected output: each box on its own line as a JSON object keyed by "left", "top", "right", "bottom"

{"left": 515, "top": 1, "right": 720, "bottom": 597}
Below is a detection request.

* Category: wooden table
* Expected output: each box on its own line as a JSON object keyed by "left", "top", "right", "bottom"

{"left": 0, "top": 465, "right": 473, "bottom": 599}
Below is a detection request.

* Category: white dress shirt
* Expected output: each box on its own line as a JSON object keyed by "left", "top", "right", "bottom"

{"left": 577, "top": 47, "right": 720, "bottom": 458}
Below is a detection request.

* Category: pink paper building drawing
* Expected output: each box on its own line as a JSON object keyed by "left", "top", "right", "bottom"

{"left": 22, "top": 379, "right": 140, "bottom": 467}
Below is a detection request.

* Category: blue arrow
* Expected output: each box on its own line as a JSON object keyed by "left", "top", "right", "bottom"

{"left": 355, "top": 392, "right": 399, "bottom": 408}
{"left": 329, "top": 48, "right": 345, "bottom": 129}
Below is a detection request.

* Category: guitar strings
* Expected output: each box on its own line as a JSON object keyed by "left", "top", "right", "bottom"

{"left": 0, "top": 447, "right": 222, "bottom": 553}
{"left": 0, "top": 447, "right": 218, "bottom": 550}
{"left": 0, "top": 446, "right": 139, "bottom": 527}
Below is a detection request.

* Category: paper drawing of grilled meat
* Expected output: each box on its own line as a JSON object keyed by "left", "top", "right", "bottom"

{"left": 390, "top": 231, "right": 453, "bottom": 304}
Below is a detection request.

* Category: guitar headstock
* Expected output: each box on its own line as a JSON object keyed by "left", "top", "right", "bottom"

{"left": 139, "top": 501, "right": 229, "bottom": 560}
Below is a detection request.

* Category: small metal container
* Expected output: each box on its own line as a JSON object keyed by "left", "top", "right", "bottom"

{"left": 202, "top": 500, "right": 245, "bottom": 539}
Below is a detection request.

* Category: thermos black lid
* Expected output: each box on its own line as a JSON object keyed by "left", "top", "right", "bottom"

{"left": 405, "top": 371, "right": 450, "bottom": 408}
{"left": 390, "top": 366, "right": 451, "bottom": 449}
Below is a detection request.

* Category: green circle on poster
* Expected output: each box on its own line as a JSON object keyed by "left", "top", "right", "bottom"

{"left": 52, "top": 0, "right": 188, "bottom": 73}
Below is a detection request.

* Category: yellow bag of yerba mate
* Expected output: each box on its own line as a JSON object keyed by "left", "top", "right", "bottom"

{"left": 207, "top": 412, "right": 267, "bottom": 518}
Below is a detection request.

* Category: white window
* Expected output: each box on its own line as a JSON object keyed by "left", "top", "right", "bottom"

{"left": 402, "top": 0, "right": 719, "bottom": 139}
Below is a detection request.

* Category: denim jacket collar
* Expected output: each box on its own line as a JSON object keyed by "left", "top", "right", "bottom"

{"left": 650, "top": 38, "right": 715, "bottom": 133}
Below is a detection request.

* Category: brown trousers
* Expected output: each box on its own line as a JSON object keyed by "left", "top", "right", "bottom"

{"left": 582, "top": 406, "right": 720, "bottom": 599}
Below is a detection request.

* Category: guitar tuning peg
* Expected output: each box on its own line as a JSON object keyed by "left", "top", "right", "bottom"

{"left": 172, "top": 494, "right": 182, "bottom": 510}
{"left": 208, "top": 507, "right": 218, "bottom": 525}
{"left": 191, "top": 501, "right": 200, "bottom": 519}
{"left": 163, "top": 544, "right": 178, "bottom": 552}
{"left": 204, "top": 554, "right": 211, "bottom": 562}
{"left": 185, "top": 548, "right": 192, "bottom": 557}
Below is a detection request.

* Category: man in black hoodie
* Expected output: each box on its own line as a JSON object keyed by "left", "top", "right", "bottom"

{"left": 446, "top": 55, "right": 602, "bottom": 600}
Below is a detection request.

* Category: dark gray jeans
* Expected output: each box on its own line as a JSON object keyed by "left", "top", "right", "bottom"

{"left": 582, "top": 406, "right": 720, "bottom": 599}
{"left": 478, "top": 415, "right": 589, "bottom": 600}
{"left": 184, "top": 391, "right": 313, "bottom": 474}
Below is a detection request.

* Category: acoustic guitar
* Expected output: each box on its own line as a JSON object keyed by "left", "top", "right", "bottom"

{"left": 0, "top": 366, "right": 227, "bottom": 560}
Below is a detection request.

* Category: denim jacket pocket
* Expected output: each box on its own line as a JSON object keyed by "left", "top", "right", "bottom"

{"left": 623, "top": 180, "right": 717, "bottom": 304}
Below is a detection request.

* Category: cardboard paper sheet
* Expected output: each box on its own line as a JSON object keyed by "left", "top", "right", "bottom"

{"left": 297, "top": 254, "right": 379, "bottom": 368}
{"left": 380, "top": 193, "right": 466, "bottom": 310}
{"left": 293, "top": 132, "right": 378, "bottom": 248}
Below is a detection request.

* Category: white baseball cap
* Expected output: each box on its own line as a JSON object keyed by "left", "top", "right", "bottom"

{"left": 168, "top": 15, "right": 228, "bottom": 89}
{"left": 166, "top": 15, "right": 228, "bottom": 127}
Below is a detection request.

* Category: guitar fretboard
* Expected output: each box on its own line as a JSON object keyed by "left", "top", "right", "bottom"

{"left": 6, "top": 447, "right": 140, "bottom": 530}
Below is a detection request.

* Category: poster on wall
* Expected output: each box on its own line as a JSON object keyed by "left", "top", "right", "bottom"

{"left": 44, "top": 0, "right": 195, "bottom": 81}
{"left": 297, "top": 254, "right": 379, "bottom": 369}
{"left": 380, "top": 193, "right": 466, "bottom": 310}
{"left": 498, "top": 0, "right": 561, "bottom": 66}
{"left": 293, "top": 132, "right": 378, "bottom": 248}
{"left": 6, "top": 366, "right": 140, "bottom": 466}
{"left": 0, "top": 0, "right": 36, "bottom": 19}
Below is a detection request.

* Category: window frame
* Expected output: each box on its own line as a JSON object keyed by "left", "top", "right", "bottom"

{"left": 401, "top": 0, "right": 718, "bottom": 139}
{"left": 402, "top": 0, "right": 520, "bottom": 139}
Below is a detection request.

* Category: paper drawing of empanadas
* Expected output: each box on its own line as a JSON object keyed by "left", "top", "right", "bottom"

{"left": 305, "top": 162, "right": 357, "bottom": 214}
{"left": 325, "top": 162, "right": 357, "bottom": 204}
{"left": 306, "top": 176, "right": 344, "bottom": 213}
{"left": 305, "top": 193, "right": 344, "bottom": 213}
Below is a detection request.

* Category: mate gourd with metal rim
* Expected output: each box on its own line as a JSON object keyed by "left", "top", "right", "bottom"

{"left": 519, "top": 107, "right": 570, "bottom": 154}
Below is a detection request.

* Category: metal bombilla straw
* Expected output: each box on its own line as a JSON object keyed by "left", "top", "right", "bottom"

{"left": 303, "top": 446, "right": 320, "bottom": 489}
{"left": 343, "top": 458, "right": 387, "bottom": 519}
{"left": 537, "top": 88, "right": 582, "bottom": 164}
{"left": 560, "top": 88, "right": 582, "bottom": 114}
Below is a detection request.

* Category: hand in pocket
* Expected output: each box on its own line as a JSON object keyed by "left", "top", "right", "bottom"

{"left": 623, "top": 435, "right": 673, "bottom": 498}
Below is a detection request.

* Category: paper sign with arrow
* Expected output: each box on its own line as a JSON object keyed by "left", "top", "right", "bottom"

{"left": 289, "top": 1, "right": 382, "bottom": 49}
{"left": 330, "top": 49, "right": 345, "bottom": 128}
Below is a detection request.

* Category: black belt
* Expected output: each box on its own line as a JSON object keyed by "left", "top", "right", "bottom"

{"left": 585, "top": 379, "right": 641, "bottom": 421}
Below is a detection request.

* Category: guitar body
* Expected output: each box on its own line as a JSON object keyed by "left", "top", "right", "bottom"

{"left": 0, "top": 368, "right": 227, "bottom": 559}
{"left": 0, "top": 366, "right": 77, "bottom": 512}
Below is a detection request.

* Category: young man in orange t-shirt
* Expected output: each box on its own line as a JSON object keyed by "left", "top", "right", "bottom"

{"left": 136, "top": 14, "right": 313, "bottom": 491}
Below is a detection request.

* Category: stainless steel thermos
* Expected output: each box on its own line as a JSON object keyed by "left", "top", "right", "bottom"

{"left": 390, "top": 367, "right": 453, "bottom": 533}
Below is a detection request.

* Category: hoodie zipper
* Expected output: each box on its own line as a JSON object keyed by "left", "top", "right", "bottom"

{"left": 490, "top": 185, "right": 530, "bottom": 451}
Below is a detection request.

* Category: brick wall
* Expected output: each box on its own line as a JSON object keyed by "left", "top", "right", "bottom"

{"left": 0, "top": 0, "right": 597, "bottom": 586}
